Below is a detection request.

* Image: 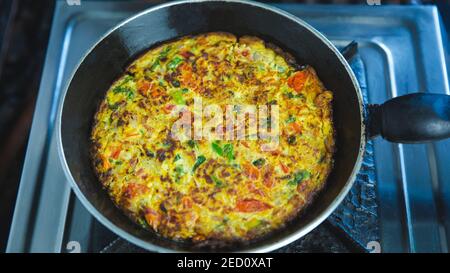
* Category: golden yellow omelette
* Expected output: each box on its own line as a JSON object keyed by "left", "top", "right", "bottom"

{"left": 91, "top": 32, "right": 334, "bottom": 245}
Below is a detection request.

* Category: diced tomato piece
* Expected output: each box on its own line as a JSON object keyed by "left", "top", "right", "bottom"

{"left": 144, "top": 209, "right": 161, "bottom": 230}
{"left": 182, "top": 196, "right": 193, "bottom": 209}
{"left": 101, "top": 155, "right": 111, "bottom": 169}
{"left": 179, "top": 62, "right": 191, "bottom": 72}
{"left": 123, "top": 183, "right": 149, "bottom": 199}
{"left": 163, "top": 104, "right": 175, "bottom": 114}
{"left": 137, "top": 79, "right": 163, "bottom": 98}
{"left": 267, "top": 148, "right": 282, "bottom": 156}
{"left": 290, "top": 122, "right": 302, "bottom": 134}
{"left": 243, "top": 163, "right": 259, "bottom": 180}
{"left": 110, "top": 146, "right": 122, "bottom": 159}
{"left": 263, "top": 177, "right": 274, "bottom": 188}
{"left": 247, "top": 183, "right": 265, "bottom": 196}
{"left": 287, "top": 70, "right": 309, "bottom": 92}
{"left": 180, "top": 51, "right": 193, "bottom": 59}
{"left": 236, "top": 199, "right": 271, "bottom": 213}
{"left": 241, "top": 141, "right": 250, "bottom": 148}
{"left": 262, "top": 165, "right": 274, "bottom": 188}
{"left": 280, "top": 162, "right": 290, "bottom": 174}
{"left": 150, "top": 89, "right": 161, "bottom": 98}
{"left": 137, "top": 79, "right": 151, "bottom": 94}
{"left": 179, "top": 63, "right": 199, "bottom": 90}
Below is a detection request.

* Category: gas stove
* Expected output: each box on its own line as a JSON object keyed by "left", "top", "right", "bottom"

{"left": 6, "top": 1, "right": 450, "bottom": 253}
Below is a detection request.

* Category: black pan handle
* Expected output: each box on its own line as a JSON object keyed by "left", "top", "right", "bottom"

{"left": 368, "top": 93, "right": 450, "bottom": 143}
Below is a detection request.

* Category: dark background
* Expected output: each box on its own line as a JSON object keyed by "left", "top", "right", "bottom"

{"left": 0, "top": 0, "right": 448, "bottom": 252}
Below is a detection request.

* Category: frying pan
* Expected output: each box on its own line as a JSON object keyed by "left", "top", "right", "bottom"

{"left": 56, "top": 0, "right": 450, "bottom": 252}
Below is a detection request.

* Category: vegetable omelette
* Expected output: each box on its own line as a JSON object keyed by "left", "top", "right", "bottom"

{"left": 91, "top": 32, "right": 335, "bottom": 245}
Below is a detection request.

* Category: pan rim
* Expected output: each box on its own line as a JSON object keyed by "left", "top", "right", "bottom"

{"left": 56, "top": 0, "right": 366, "bottom": 253}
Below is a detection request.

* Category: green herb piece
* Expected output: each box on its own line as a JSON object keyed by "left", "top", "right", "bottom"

{"left": 170, "top": 89, "right": 185, "bottom": 105}
{"left": 150, "top": 46, "right": 171, "bottom": 71}
{"left": 181, "top": 88, "right": 189, "bottom": 94}
{"left": 150, "top": 59, "right": 160, "bottom": 71}
{"left": 286, "top": 115, "right": 296, "bottom": 123}
{"left": 145, "top": 148, "right": 155, "bottom": 158}
{"left": 287, "top": 135, "right": 296, "bottom": 145}
{"left": 252, "top": 158, "right": 266, "bottom": 168}
{"left": 107, "top": 102, "right": 119, "bottom": 110}
{"left": 171, "top": 80, "right": 180, "bottom": 87}
{"left": 232, "top": 163, "right": 241, "bottom": 170}
{"left": 192, "top": 155, "right": 206, "bottom": 172}
{"left": 187, "top": 140, "right": 197, "bottom": 148}
{"left": 174, "top": 166, "right": 185, "bottom": 183}
{"left": 122, "top": 75, "right": 133, "bottom": 84}
{"left": 127, "top": 91, "right": 134, "bottom": 100}
{"left": 211, "top": 175, "right": 224, "bottom": 188}
{"left": 113, "top": 85, "right": 134, "bottom": 100}
{"left": 211, "top": 141, "right": 224, "bottom": 156}
{"left": 285, "top": 92, "right": 304, "bottom": 99}
{"left": 174, "top": 154, "right": 181, "bottom": 162}
{"left": 175, "top": 166, "right": 184, "bottom": 175}
{"left": 167, "top": 56, "right": 183, "bottom": 70}
{"left": 276, "top": 65, "right": 286, "bottom": 73}
{"left": 112, "top": 85, "right": 128, "bottom": 94}
{"left": 137, "top": 218, "right": 148, "bottom": 228}
{"left": 288, "top": 170, "right": 311, "bottom": 186}
{"left": 223, "top": 143, "right": 234, "bottom": 161}
{"left": 160, "top": 46, "right": 171, "bottom": 58}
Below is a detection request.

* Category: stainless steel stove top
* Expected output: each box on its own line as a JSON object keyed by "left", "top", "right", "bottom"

{"left": 6, "top": 1, "right": 450, "bottom": 253}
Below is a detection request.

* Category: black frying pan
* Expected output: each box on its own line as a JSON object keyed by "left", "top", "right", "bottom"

{"left": 57, "top": 0, "right": 450, "bottom": 252}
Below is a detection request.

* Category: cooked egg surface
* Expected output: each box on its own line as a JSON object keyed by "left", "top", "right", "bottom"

{"left": 91, "top": 33, "right": 334, "bottom": 244}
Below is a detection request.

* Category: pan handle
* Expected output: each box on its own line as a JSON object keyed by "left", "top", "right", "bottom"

{"left": 367, "top": 93, "right": 450, "bottom": 143}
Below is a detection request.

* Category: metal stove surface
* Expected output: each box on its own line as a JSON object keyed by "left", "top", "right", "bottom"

{"left": 7, "top": 1, "right": 450, "bottom": 253}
